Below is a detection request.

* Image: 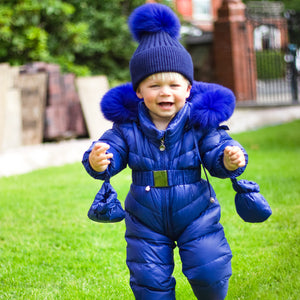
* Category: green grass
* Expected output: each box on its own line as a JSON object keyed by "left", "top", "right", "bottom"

{"left": 1, "top": 120, "right": 300, "bottom": 299}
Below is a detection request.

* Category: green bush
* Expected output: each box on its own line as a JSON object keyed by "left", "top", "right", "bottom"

{"left": 0, "top": 0, "right": 144, "bottom": 80}
{"left": 256, "top": 50, "right": 286, "bottom": 79}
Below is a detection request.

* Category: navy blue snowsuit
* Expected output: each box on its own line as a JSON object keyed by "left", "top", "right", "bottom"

{"left": 82, "top": 81, "right": 248, "bottom": 299}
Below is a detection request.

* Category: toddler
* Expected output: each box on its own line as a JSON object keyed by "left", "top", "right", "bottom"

{"left": 83, "top": 4, "right": 246, "bottom": 299}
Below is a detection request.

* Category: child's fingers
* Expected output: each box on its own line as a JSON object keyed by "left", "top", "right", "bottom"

{"left": 97, "top": 150, "right": 113, "bottom": 161}
{"left": 224, "top": 146, "right": 232, "bottom": 154}
{"left": 89, "top": 143, "right": 113, "bottom": 172}
{"left": 231, "top": 153, "right": 245, "bottom": 167}
{"left": 93, "top": 143, "right": 113, "bottom": 160}
{"left": 230, "top": 152, "right": 241, "bottom": 161}
{"left": 97, "top": 157, "right": 111, "bottom": 167}
{"left": 91, "top": 143, "right": 113, "bottom": 162}
{"left": 231, "top": 156, "right": 245, "bottom": 167}
{"left": 224, "top": 146, "right": 245, "bottom": 167}
{"left": 93, "top": 142, "right": 110, "bottom": 153}
{"left": 225, "top": 146, "right": 241, "bottom": 156}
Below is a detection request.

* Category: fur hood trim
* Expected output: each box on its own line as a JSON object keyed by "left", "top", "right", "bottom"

{"left": 101, "top": 81, "right": 235, "bottom": 129}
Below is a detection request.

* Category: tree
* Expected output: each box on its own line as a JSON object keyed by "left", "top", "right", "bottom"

{"left": 0, "top": 0, "right": 90, "bottom": 75}
{"left": 0, "top": 0, "right": 144, "bottom": 81}
{"left": 67, "top": 0, "right": 144, "bottom": 81}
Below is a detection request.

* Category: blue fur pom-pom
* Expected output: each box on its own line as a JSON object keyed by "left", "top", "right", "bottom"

{"left": 188, "top": 81, "right": 223, "bottom": 102}
{"left": 190, "top": 83, "right": 236, "bottom": 128}
{"left": 100, "top": 83, "right": 141, "bottom": 123}
{"left": 129, "top": 3, "right": 181, "bottom": 42}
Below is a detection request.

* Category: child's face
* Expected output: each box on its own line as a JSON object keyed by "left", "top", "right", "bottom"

{"left": 136, "top": 73, "right": 191, "bottom": 126}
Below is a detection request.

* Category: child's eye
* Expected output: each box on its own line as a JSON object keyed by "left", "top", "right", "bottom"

{"left": 149, "top": 84, "right": 159, "bottom": 88}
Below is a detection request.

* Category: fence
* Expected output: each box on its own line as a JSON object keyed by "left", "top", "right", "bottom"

{"left": 244, "top": 1, "right": 299, "bottom": 106}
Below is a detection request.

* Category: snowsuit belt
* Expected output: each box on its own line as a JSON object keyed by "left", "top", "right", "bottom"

{"left": 132, "top": 169, "right": 201, "bottom": 187}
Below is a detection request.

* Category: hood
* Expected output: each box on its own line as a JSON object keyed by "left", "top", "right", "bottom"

{"left": 100, "top": 80, "right": 236, "bottom": 129}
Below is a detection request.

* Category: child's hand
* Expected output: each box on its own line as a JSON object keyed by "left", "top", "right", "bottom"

{"left": 89, "top": 142, "right": 113, "bottom": 172}
{"left": 223, "top": 146, "right": 246, "bottom": 171}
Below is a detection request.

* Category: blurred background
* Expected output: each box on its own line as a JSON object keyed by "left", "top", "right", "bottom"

{"left": 0, "top": 0, "right": 299, "bottom": 175}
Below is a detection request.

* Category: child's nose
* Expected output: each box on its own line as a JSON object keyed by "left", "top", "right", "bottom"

{"left": 160, "top": 86, "right": 171, "bottom": 96}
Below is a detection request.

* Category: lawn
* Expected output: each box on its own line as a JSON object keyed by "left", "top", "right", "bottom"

{"left": 0, "top": 120, "right": 299, "bottom": 299}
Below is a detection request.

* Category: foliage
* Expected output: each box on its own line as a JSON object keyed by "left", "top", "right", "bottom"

{"left": 243, "top": 0, "right": 300, "bottom": 12}
{"left": 0, "top": 0, "right": 86, "bottom": 75}
{"left": 286, "top": 10, "right": 300, "bottom": 46}
{"left": 0, "top": 120, "right": 300, "bottom": 299}
{"left": 0, "top": 0, "right": 144, "bottom": 79}
{"left": 1, "top": 1, "right": 299, "bottom": 80}
{"left": 66, "top": 0, "right": 144, "bottom": 81}
{"left": 255, "top": 50, "right": 285, "bottom": 79}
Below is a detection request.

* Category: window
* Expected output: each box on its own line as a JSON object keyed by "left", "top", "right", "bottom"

{"left": 192, "top": 0, "right": 211, "bottom": 20}
{"left": 254, "top": 25, "right": 281, "bottom": 50}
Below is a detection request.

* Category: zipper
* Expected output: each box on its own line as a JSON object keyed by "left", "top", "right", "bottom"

{"left": 159, "top": 136, "right": 166, "bottom": 151}
{"left": 159, "top": 133, "right": 172, "bottom": 236}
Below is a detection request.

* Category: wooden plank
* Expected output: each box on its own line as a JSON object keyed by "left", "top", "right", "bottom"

{"left": 0, "top": 64, "right": 23, "bottom": 151}
{"left": 17, "top": 73, "right": 48, "bottom": 145}
{"left": 76, "top": 76, "right": 112, "bottom": 140}
{"left": 2, "top": 89, "right": 22, "bottom": 150}
{"left": 62, "top": 74, "right": 87, "bottom": 137}
{"left": 0, "top": 63, "right": 10, "bottom": 151}
{"left": 46, "top": 64, "right": 63, "bottom": 106}
{"left": 44, "top": 105, "right": 68, "bottom": 140}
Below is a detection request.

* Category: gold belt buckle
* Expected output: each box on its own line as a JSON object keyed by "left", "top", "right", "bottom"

{"left": 153, "top": 170, "right": 169, "bottom": 187}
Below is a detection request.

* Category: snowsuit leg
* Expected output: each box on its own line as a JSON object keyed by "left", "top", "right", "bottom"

{"left": 125, "top": 213, "right": 176, "bottom": 300}
{"left": 177, "top": 201, "right": 232, "bottom": 300}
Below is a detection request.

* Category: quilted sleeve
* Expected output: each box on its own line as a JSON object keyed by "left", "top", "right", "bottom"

{"left": 199, "top": 127, "right": 248, "bottom": 179}
{"left": 82, "top": 124, "right": 129, "bottom": 180}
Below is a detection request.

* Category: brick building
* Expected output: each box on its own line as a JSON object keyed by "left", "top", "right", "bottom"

{"left": 175, "top": 0, "right": 223, "bottom": 31}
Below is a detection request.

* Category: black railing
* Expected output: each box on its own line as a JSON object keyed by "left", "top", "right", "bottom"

{"left": 244, "top": 2, "right": 300, "bottom": 106}
{"left": 254, "top": 48, "right": 299, "bottom": 105}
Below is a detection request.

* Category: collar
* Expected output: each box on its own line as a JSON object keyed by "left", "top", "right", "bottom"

{"left": 138, "top": 101, "right": 190, "bottom": 144}
{"left": 100, "top": 80, "right": 236, "bottom": 129}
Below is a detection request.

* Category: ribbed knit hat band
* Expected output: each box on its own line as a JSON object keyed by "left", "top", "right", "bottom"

{"left": 129, "top": 4, "right": 194, "bottom": 91}
{"left": 138, "top": 31, "right": 180, "bottom": 48}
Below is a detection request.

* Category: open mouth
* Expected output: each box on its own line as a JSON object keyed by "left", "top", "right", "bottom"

{"left": 158, "top": 102, "right": 174, "bottom": 108}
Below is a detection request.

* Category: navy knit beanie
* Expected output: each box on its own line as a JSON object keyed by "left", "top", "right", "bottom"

{"left": 129, "top": 3, "right": 194, "bottom": 91}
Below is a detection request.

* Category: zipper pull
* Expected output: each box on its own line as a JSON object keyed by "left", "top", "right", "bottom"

{"left": 159, "top": 136, "right": 166, "bottom": 151}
